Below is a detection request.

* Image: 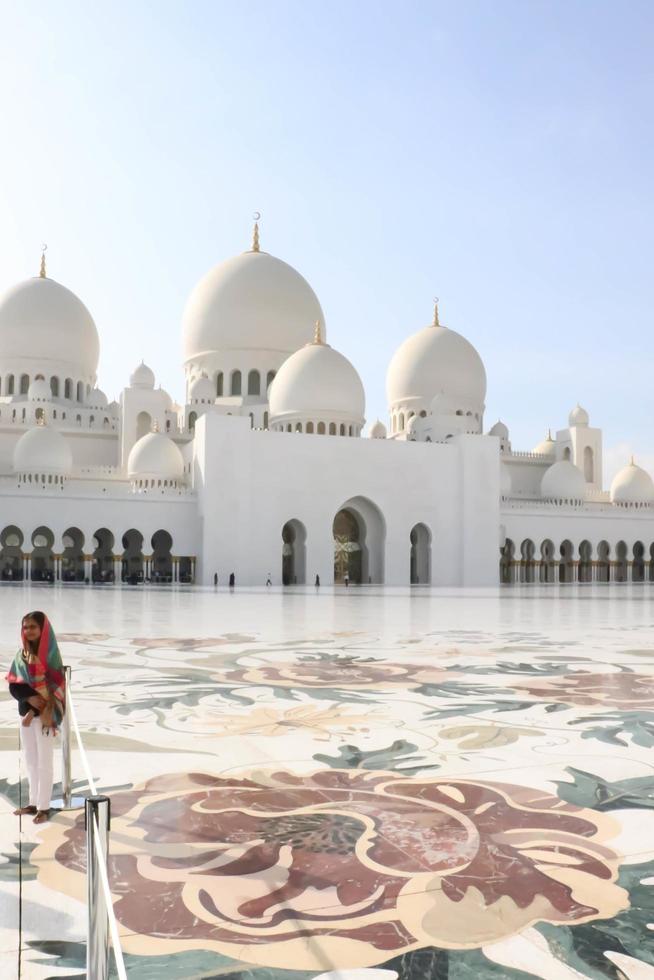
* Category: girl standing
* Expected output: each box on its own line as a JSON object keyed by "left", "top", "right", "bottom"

{"left": 6, "top": 611, "right": 65, "bottom": 824}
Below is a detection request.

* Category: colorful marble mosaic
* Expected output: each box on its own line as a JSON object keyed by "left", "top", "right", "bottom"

{"left": 1, "top": 586, "right": 654, "bottom": 978}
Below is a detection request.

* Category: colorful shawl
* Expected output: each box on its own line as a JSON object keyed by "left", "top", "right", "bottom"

{"left": 5, "top": 615, "right": 65, "bottom": 731}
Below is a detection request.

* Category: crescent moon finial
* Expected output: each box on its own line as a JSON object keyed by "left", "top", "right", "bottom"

{"left": 39, "top": 243, "right": 48, "bottom": 278}
{"left": 433, "top": 296, "right": 440, "bottom": 327}
{"left": 251, "top": 212, "right": 261, "bottom": 252}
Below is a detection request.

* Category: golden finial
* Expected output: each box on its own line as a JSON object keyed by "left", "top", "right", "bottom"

{"left": 432, "top": 297, "right": 441, "bottom": 327}
{"left": 313, "top": 320, "right": 323, "bottom": 345}
{"left": 39, "top": 243, "right": 47, "bottom": 278}
{"left": 251, "top": 211, "right": 261, "bottom": 252}
{"left": 547, "top": 428, "right": 552, "bottom": 440}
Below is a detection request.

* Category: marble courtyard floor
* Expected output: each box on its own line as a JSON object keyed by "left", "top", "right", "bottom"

{"left": 2, "top": 585, "right": 654, "bottom": 979}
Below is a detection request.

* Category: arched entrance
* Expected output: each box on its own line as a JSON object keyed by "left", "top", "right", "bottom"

{"left": 410, "top": 523, "right": 431, "bottom": 584}
{"left": 500, "top": 538, "right": 515, "bottom": 584}
{"left": 597, "top": 541, "right": 610, "bottom": 582}
{"left": 151, "top": 530, "right": 173, "bottom": 583}
{"left": 0, "top": 526, "right": 24, "bottom": 580}
{"left": 62, "top": 527, "right": 85, "bottom": 582}
{"left": 122, "top": 529, "right": 144, "bottom": 583}
{"left": 559, "top": 540, "right": 575, "bottom": 583}
{"left": 540, "top": 539, "right": 556, "bottom": 583}
{"left": 578, "top": 540, "right": 592, "bottom": 583}
{"left": 282, "top": 520, "right": 306, "bottom": 585}
{"left": 633, "top": 541, "right": 645, "bottom": 583}
{"left": 615, "top": 541, "right": 628, "bottom": 583}
{"left": 333, "top": 497, "right": 385, "bottom": 584}
{"left": 520, "top": 539, "right": 536, "bottom": 583}
{"left": 93, "top": 528, "right": 115, "bottom": 582}
{"left": 31, "top": 526, "right": 55, "bottom": 582}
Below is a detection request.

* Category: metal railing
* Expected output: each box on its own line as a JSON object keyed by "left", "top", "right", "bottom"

{"left": 54, "top": 668, "right": 128, "bottom": 979}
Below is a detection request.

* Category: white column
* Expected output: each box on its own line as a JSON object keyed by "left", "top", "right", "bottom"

{"left": 113, "top": 557, "right": 122, "bottom": 584}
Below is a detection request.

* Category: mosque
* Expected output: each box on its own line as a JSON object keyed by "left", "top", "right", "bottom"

{"left": 0, "top": 224, "right": 651, "bottom": 588}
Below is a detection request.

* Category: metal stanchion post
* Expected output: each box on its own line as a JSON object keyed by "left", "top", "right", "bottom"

{"left": 86, "top": 795, "right": 111, "bottom": 980}
{"left": 51, "top": 665, "right": 85, "bottom": 811}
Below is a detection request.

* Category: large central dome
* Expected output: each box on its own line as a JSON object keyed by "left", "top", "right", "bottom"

{"left": 182, "top": 249, "right": 325, "bottom": 363}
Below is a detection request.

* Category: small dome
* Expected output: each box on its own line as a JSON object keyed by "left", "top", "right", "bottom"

{"left": 27, "top": 376, "right": 52, "bottom": 401}
{"left": 533, "top": 432, "right": 556, "bottom": 457}
{"left": 369, "top": 419, "right": 387, "bottom": 439}
{"left": 610, "top": 460, "right": 654, "bottom": 506}
{"left": 89, "top": 387, "right": 108, "bottom": 407}
{"left": 130, "top": 362, "right": 155, "bottom": 389}
{"left": 489, "top": 420, "right": 509, "bottom": 439}
{"left": 189, "top": 374, "right": 215, "bottom": 403}
{"left": 127, "top": 431, "right": 185, "bottom": 482}
{"left": 500, "top": 464, "right": 512, "bottom": 498}
{"left": 386, "top": 308, "right": 486, "bottom": 413}
{"left": 569, "top": 403, "right": 589, "bottom": 426}
{"left": 13, "top": 424, "right": 73, "bottom": 476}
{"left": 269, "top": 337, "right": 365, "bottom": 428}
{"left": 541, "top": 460, "right": 586, "bottom": 502}
{"left": 182, "top": 248, "right": 325, "bottom": 362}
{"left": 0, "top": 275, "right": 99, "bottom": 378}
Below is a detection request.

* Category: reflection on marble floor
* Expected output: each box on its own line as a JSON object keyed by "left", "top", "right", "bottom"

{"left": 2, "top": 585, "right": 654, "bottom": 978}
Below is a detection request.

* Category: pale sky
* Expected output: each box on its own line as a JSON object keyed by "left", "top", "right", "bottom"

{"left": 0, "top": 1, "right": 653, "bottom": 482}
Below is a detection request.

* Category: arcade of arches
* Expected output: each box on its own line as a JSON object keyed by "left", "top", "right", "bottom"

{"left": 281, "top": 506, "right": 431, "bottom": 585}
{"left": 501, "top": 538, "right": 654, "bottom": 584}
{"left": 0, "top": 525, "right": 195, "bottom": 584}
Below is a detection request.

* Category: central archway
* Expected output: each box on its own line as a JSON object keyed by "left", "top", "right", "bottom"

{"left": 410, "top": 523, "right": 431, "bottom": 584}
{"left": 333, "top": 496, "right": 385, "bottom": 584}
{"left": 282, "top": 520, "right": 306, "bottom": 585}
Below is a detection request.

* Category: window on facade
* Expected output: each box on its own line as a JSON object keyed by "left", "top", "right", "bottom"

{"left": 50, "top": 377, "right": 59, "bottom": 397}
{"left": 20, "top": 374, "right": 29, "bottom": 394}
{"left": 216, "top": 372, "right": 223, "bottom": 396}
{"left": 231, "top": 370, "right": 242, "bottom": 396}
{"left": 248, "top": 370, "right": 260, "bottom": 396}
{"left": 266, "top": 370, "right": 276, "bottom": 389}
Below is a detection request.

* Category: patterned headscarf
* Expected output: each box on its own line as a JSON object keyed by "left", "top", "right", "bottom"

{"left": 6, "top": 612, "right": 65, "bottom": 731}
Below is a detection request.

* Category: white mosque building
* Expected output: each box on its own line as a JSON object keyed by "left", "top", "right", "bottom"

{"left": 0, "top": 226, "right": 651, "bottom": 588}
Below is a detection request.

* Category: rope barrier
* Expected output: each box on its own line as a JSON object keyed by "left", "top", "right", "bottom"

{"left": 67, "top": 686, "right": 128, "bottom": 980}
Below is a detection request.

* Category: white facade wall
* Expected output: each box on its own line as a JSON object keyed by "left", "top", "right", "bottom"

{"left": 193, "top": 414, "right": 500, "bottom": 587}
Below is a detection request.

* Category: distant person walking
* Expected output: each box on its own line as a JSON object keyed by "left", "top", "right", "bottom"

{"left": 6, "top": 611, "right": 65, "bottom": 824}
{"left": 315, "top": 574, "right": 320, "bottom": 587}
{"left": 344, "top": 571, "right": 350, "bottom": 587}
{"left": 266, "top": 573, "right": 272, "bottom": 587}
{"left": 213, "top": 572, "right": 218, "bottom": 587}
{"left": 229, "top": 572, "right": 235, "bottom": 589}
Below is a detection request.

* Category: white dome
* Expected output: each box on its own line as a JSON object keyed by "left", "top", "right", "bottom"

{"left": 130, "top": 362, "right": 155, "bottom": 388}
{"left": 0, "top": 276, "right": 99, "bottom": 378}
{"left": 27, "top": 376, "right": 52, "bottom": 401}
{"left": 610, "top": 461, "right": 654, "bottom": 506}
{"left": 500, "top": 464, "right": 512, "bottom": 497}
{"left": 182, "top": 249, "right": 325, "bottom": 361}
{"left": 127, "top": 432, "right": 184, "bottom": 482}
{"left": 189, "top": 374, "right": 215, "bottom": 403}
{"left": 569, "top": 403, "right": 589, "bottom": 426}
{"left": 369, "top": 419, "right": 387, "bottom": 439}
{"left": 489, "top": 420, "right": 509, "bottom": 439}
{"left": 89, "top": 387, "right": 108, "bottom": 407}
{"left": 386, "top": 311, "right": 486, "bottom": 413}
{"left": 13, "top": 424, "right": 73, "bottom": 476}
{"left": 541, "top": 460, "right": 586, "bottom": 502}
{"left": 269, "top": 338, "right": 364, "bottom": 427}
{"left": 533, "top": 432, "right": 556, "bottom": 457}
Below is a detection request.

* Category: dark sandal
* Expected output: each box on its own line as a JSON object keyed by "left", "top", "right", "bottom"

{"left": 33, "top": 810, "right": 49, "bottom": 824}
{"left": 14, "top": 805, "right": 37, "bottom": 816}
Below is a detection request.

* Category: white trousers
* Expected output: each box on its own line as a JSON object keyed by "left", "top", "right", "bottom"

{"left": 20, "top": 716, "right": 55, "bottom": 811}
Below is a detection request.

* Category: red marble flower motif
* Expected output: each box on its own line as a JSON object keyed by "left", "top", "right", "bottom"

{"left": 217, "top": 656, "right": 451, "bottom": 690}
{"left": 512, "top": 671, "right": 654, "bottom": 709}
{"left": 43, "top": 769, "right": 626, "bottom": 970}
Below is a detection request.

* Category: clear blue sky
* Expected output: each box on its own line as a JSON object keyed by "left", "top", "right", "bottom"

{"left": 0, "top": 1, "right": 652, "bottom": 478}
